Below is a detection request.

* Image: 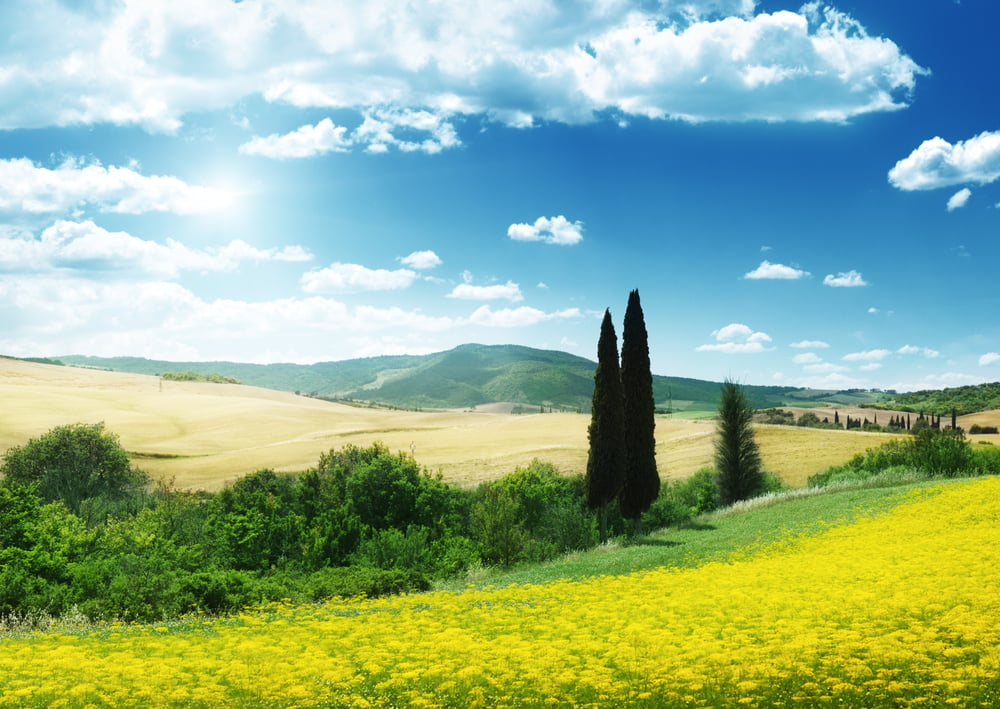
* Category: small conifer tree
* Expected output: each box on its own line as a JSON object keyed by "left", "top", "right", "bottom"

{"left": 714, "top": 379, "right": 764, "bottom": 506}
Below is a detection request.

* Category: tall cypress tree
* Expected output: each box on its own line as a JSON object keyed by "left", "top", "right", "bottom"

{"left": 714, "top": 379, "right": 764, "bottom": 506}
{"left": 619, "top": 289, "right": 659, "bottom": 535}
{"left": 586, "top": 308, "right": 626, "bottom": 544}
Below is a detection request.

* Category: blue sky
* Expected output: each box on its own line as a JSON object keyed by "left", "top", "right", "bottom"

{"left": 2, "top": 0, "right": 999, "bottom": 392}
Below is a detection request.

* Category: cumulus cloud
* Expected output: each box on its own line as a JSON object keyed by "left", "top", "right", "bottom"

{"left": 0, "top": 2, "right": 926, "bottom": 133}
{"left": 507, "top": 216, "right": 584, "bottom": 246}
{"left": 843, "top": 349, "right": 891, "bottom": 362}
{"left": 803, "top": 362, "right": 849, "bottom": 374}
{"left": 979, "top": 352, "right": 1000, "bottom": 367}
{"left": 448, "top": 281, "right": 523, "bottom": 302}
{"left": 898, "top": 345, "right": 940, "bottom": 358}
{"left": 744, "top": 260, "right": 809, "bottom": 280}
{"left": 0, "top": 276, "right": 469, "bottom": 363}
{"left": 888, "top": 130, "right": 1000, "bottom": 191}
{"left": 793, "top": 352, "right": 823, "bottom": 365}
{"left": 466, "top": 305, "right": 580, "bottom": 328}
{"left": 823, "top": 270, "right": 868, "bottom": 287}
{"left": 0, "top": 157, "right": 230, "bottom": 218}
{"left": 301, "top": 262, "right": 418, "bottom": 293}
{"left": 399, "top": 250, "right": 442, "bottom": 270}
{"left": 696, "top": 323, "right": 773, "bottom": 354}
{"left": 0, "top": 220, "right": 310, "bottom": 278}
{"left": 790, "top": 340, "right": 829, "bottom": 349}
{"left": 946, "top": 187, "right": 972, "bottom": 211}
{"left": 238, "top": 118, "right": 351, "bottom": 158}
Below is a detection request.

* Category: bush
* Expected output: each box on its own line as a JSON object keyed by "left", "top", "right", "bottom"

{"left": 969, "top": 424, "right": 999, "bottom": 435}
{"left": 810, "top": 427, "right": 979, "bottom": 487}
{"left": 1, "top": 423, "right": 149, "bottom": 514}
{"left": 302, "top": 566, "right": 430, "bottom": 601}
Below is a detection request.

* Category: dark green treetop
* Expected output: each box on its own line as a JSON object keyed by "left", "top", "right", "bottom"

{"left": 586, "top": 308, "right": 626, "bottom": 543}
{"left": 619, "top": 289, "right": 659, "bottom": 529}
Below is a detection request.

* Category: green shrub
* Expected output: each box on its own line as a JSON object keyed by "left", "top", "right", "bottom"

{"left": 1, "top": 423, "right": 149, "bottom": 514}
{"left": 302, "top": 566, "right": 430, "bottom": 601}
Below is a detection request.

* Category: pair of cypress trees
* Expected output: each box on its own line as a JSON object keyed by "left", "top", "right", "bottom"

{"left": 586, "top": 289, "right": 659, "bottom": 543}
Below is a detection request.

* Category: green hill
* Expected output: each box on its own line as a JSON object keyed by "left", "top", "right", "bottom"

{"left": 882, "top": 382, "right": 1000, "bottom": 416}
{"left": 56, "top": 344, "right": 806, "bottom": 412}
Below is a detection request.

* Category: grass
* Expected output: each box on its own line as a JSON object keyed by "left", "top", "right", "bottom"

{"left": 443, "top": 479, "right": 947, "bottom": 590}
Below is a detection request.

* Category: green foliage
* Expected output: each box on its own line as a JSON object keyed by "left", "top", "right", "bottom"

{"left": 620, "top": 289, "right": 660, "bottom": 526}
{"left": 160, "top": 371, "right": 241, "bottom": 384}
{"left": 302, "top": 566, "right": 431, "bottom": 601}
{"left": 208, "top": 469, "right": 305, "bottom": 571}
{"left": 1, "top": 423, "right": 149, "bottom": 514}
{"left": 714, "top": 380, "right": 765, "bottom": 506}
{"left": 884, "top": 381, "right": 1000, "bottom": 416}
{"left": 969, "top": 424, "right": 999, "bottom": 434}
{"left": 472, "top": 461, "right": 597, "bottom": 567}
{"left": 809, "top": 427, "right": 994, "bottom": 487}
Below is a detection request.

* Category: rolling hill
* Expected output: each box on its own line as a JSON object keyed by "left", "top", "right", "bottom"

{"left": 53, "top": 343, "right": 823, "bottom": 413}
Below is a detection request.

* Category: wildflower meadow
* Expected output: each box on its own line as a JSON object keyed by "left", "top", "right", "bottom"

{"left": 2, "top": 477, "right": 999, "bottom": 707}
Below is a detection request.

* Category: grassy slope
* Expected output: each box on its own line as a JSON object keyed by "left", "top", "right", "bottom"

{"left": 450, "top": 480, "right": 954, "bottom": 590}
{"left": 56, "top": 344, "right": 812, "bottom": 413}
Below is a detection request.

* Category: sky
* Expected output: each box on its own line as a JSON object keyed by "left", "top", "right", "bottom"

{"left": 2, "top": 0, "right": 1000, "bottom": 393}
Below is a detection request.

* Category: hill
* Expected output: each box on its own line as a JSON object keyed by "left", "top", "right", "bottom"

{"left": 0, "top": 356, "right": 914, "bottom": 490}
{"left": 882, "top": 381, "right": 1000, "bottom": 415}
{"left": 55, "top": 344, "right": 811, "bottom": 413}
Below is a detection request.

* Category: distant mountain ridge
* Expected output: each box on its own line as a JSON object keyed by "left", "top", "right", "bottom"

{"left": 55, "top": 344, "right": 845, "bottom": 412}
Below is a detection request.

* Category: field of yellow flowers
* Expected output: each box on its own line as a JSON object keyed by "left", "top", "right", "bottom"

{"left": 3, "top": 477, "right": 999, "bottom": 707}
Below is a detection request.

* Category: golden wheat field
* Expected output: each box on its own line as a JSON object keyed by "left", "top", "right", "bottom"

{"left": 0, "top": 356, "right": 977, "bottom": 490}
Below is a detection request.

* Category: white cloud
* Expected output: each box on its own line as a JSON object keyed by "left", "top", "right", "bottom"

{"left": 448, "top": 281, "right": 523, "bottom": 302}
{"left": 979, "top": 352, "right": 1000, "bottom": 367}
{"left": 868, "top": 307, "right": 879, "bottom": 314}
{"left": 0, "top": 220, "right": 310, "bottom": 278}
{"left": 946, "top": 187, "right": 972, "bottom": 211}
{"left": 843, "top": 349, "right": 891, "bottom": 362}
{"left": 823, "top": 270, "right": 868, "bottom": 287}
{"left": 353, "top": 108, "right": 461, "bottom": 154}
{"left": 0, "top": 157, "right": 230, "bottom": 218}
{"left": 0, "top": 2, "right": 925, "bottom": 133}
{"left": 0, "top": 276, "right": 468, "bottom": 363}
{"left": 301, "top": 262, "right": 418, "bottom": 293}
{"left": 889, "top": 130, "right": 1000, "bottom": 191}
{"left": 803, "top": 362, "right": 849, "bottom": 374}
{"left": 793, "top": 352, "right": 822, "bottom": 365}
{"left": 743, "top": 260, "right": 810, "bottom": 280}
{"left": 507, "top": 216, "right": 584, "bottom": 246}
{"left": 790, "top": 340, "right": 829, "bottom": 349}
{"left": 238, "top": 118, "right": 351, "bottom": 158}
{"left": 466, "top": 305, "right": 580, "bottom": 328}
{"left": 898, "top": 345, "right": 940, "bottom": 358}
{"left": 859, "top": 362, "right": 882, "bottom": 372}
{"left": 696, "top": 323, "right": 773, "bottom": 354}
{"left": 399, "top": 250, "right": 442, "bottom": 270}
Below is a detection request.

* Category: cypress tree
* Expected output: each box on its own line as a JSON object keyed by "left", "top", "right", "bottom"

{"left": 586, "top": 309, "right": 626, "bottom": 544}
{"left": 714, "top": 379, "right": 764, "bottom": 506}
{"left": 619, "top": 289, "right": 659, "bottom": 535}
